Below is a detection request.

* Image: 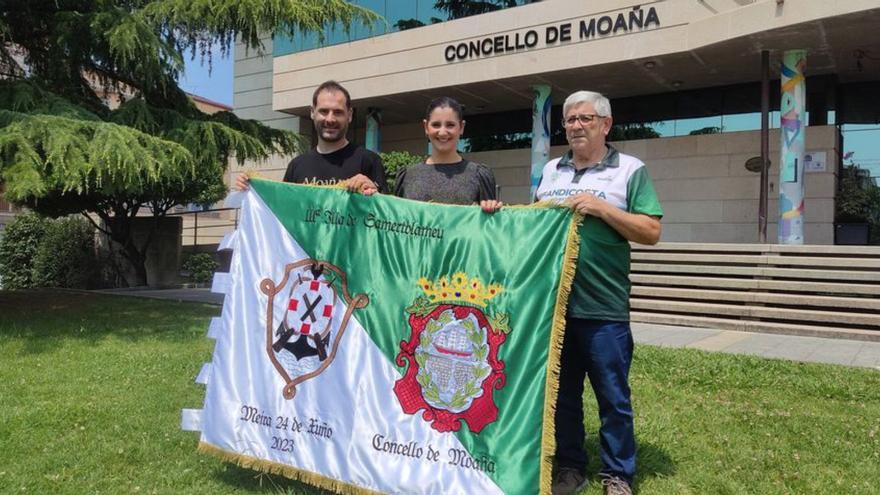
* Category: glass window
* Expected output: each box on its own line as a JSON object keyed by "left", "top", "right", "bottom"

{"left": 388, "top": 1, "right": 420, "bottom": 31}
{"left": 673, "top": 115, "right": 723, "bottom": 136}
{"left": 274, "top": 0, "right": 537, "bottom": 55}
{"left": 464, "top": 132, "right": 532, "bottom": 152}
{"left": 350, "top": 0, "right": 387, "bottom": 40}
{"left": 273, "top": 29, "right": 320, "bottom": 55}
{"left": 416, "top": 0, "right": 445, "bottom": 25}
{"left": 608, "top": 122, "right": 668, "bottom": 141}
{"left": 842, "top": 124, "right": 880, "bottom": 185}
{"left": 721, "top": 112, "right": 761, "bottom": 132}
{"left": 324, "top": 21, "right": 353, "bottom": 46}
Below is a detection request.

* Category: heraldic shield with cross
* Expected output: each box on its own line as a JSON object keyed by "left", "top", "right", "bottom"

{"left": 394, "top": 273, "right": 512, "bottom": 433}
{"left": 260, "top": 260, "right": 368, "bottom": 399}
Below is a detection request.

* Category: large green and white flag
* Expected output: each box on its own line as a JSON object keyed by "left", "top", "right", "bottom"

{"left": 194, "top": 179, "right": 579, "bottom": 494}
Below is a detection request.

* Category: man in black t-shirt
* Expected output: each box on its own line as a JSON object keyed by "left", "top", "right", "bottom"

{"left": 236, "top": 80, "right": 385, "bottom": 192}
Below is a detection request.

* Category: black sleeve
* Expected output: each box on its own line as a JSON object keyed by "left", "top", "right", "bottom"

{"left": 282, "top": 157, "right": 297, "bottom": 183}
{"left": 393, "top": 167, "right": 408, "bottom": 198}
{"left": 474, "top": 163, "right": 498, "bottom": 201}
{"left": 365, "top": 151, "right": 387, "bottom": 193}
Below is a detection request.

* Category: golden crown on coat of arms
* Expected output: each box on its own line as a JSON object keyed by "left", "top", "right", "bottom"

{"left": 417, "top": 272, "right": 503, "bottom": 308}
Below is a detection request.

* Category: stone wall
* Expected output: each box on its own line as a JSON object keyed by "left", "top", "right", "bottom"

{"left": 99, "top": 216, "right": 183, "bottom": 288}
{"left": 615, "top": 126, "right": 838, "bottom": 244}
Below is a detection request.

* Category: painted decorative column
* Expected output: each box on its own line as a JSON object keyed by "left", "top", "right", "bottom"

{"left": 530, "top": 85, "right": 551, "bottom": 200}
{"left": 365, "top": 108, "right": 381, "bottom": 152}
{"left": 778, "top": 50, "right": 807, "bottom": 244}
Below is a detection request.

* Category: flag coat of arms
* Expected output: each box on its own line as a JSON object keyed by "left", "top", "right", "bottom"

{"left": 196, "top": 179, "right": 580, "bottom": 494}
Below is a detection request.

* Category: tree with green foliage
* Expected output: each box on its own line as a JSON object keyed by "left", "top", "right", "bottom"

{"left": 32, "top": 216, "right": 97, "bottom": 289}
{"left": 0, "top": 0, "right": 378, "bottom": 286}
{"left": 836, "top": 160, "right": 880, "bottom": 244}
{"left": 0, "top": 211, "right": 47, "bottom": 289}
{"left": 836, "top": 164, "right": 875, "bottom": 223}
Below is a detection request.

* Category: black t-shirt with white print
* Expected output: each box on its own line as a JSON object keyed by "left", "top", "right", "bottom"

{"left": 282, "top": 142, "right": 386, "bottom": 193}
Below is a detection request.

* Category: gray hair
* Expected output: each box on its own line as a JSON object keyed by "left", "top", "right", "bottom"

{"left": 563, "top": 91, "right": 611, "bottom": 117}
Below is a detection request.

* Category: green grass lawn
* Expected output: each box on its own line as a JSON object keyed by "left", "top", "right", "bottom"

{"left": 1, "top": 290, "right": 878, "bottom": 494}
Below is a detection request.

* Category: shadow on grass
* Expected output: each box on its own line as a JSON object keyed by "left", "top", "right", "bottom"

{"left": 0, "top": 290, "right": 220, "bottom": 354}
{"left": 634, "top": 441, "right": 675, "bottom": 488}
{"left": 584, "top": 435, "right": 675, "bottom": 489}
{"left": 212, "top": 462, "right": 332, "bottom": 494}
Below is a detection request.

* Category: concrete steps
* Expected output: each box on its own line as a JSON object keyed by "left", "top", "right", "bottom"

{"left": 630, "top": 286, "right": 880, "bottom": 311}
{"left": 630, "top": 312, "right": 880, "bottom": 342}
{"left": 631, "top": 262, "right": 880, "bottom": 281}
{"left": 631, "top": 274, "right": 880, "bottom": 295}
{"left": 629, "top": 242, "right": 880, "bottom": 341}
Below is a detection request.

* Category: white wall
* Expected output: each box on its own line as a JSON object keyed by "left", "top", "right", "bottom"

{"left": 230, "top": 37, "right": 301, "bottom": 183}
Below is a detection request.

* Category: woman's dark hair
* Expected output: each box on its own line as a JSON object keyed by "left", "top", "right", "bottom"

{"left": 425, "top": 96, "right": 464, "bottom": 121}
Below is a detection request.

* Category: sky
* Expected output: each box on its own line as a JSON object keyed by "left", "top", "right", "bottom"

{"left": 178, "top": 42, "right": 234, "bottom": 106}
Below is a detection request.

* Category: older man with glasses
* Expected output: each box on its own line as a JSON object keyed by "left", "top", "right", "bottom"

{"left": 535, "top": 91, "right": 663, "bottom": 495}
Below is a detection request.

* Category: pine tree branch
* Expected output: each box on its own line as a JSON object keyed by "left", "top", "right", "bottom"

{"left": 0, "top": 110, "right": 194, "bottom": 202}
{"left": 0, "top": 0, "right": 377, "bottom": 285}
{"left": 138, "top": 0, "right": 382, "bottom": 55}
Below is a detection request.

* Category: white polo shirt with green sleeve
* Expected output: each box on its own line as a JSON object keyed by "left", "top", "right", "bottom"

{"left": 535, "top": 145, "right": 663, "bottom": 321}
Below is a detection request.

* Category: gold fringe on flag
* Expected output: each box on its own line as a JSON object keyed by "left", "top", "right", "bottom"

{"left": 538, "top": 209, "right": 583, "bottom": 495}
{"left": 198, "top": 442, "right": 385, "bottom": 495}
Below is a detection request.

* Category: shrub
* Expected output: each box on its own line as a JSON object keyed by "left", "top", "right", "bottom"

{"left": 379, "top": 150, "right": 423, "bottom": 192}
{"left": 0, "top": 212, "right": 48, "bottom": 289}
{"left": 836, "top": 163, "right": 880, "bottom": 244}
{"left": 182, "top": 253, "right": 219, "bottom": 284}
{"left": 835, "top": 164, "right": 876, "bottom": 223}
{"left": 32, "top": 216, "right": 97, "bottom": 289}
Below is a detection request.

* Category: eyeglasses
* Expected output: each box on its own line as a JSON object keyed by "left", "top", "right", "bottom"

{"left": 562, "top": 114, "right": 605, "bottom": 127}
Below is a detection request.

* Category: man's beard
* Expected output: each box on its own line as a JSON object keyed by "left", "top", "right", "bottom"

{"left": 316, "top": 122, "right": 347, "bottom": 143}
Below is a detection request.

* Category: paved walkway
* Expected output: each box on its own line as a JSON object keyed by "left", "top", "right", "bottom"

{"left": 632, "top": 322, "right": 880, "bottom": 370}
{"left": 98, "top": 288, "right": 880, "bottom": 370}
{"left": 95, "top": 287, "right": 222, "bottom": 305}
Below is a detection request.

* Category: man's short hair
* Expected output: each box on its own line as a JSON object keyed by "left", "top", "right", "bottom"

{"left": 563, "top": 91, "right": 612, "bottom": 118}
{"left": 312, "top": 80, "right": 352, "bottom": 109}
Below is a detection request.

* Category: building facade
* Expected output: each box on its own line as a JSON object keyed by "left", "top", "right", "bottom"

{"left": 233, "top": 0, "right": 880, "bottom": 244}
